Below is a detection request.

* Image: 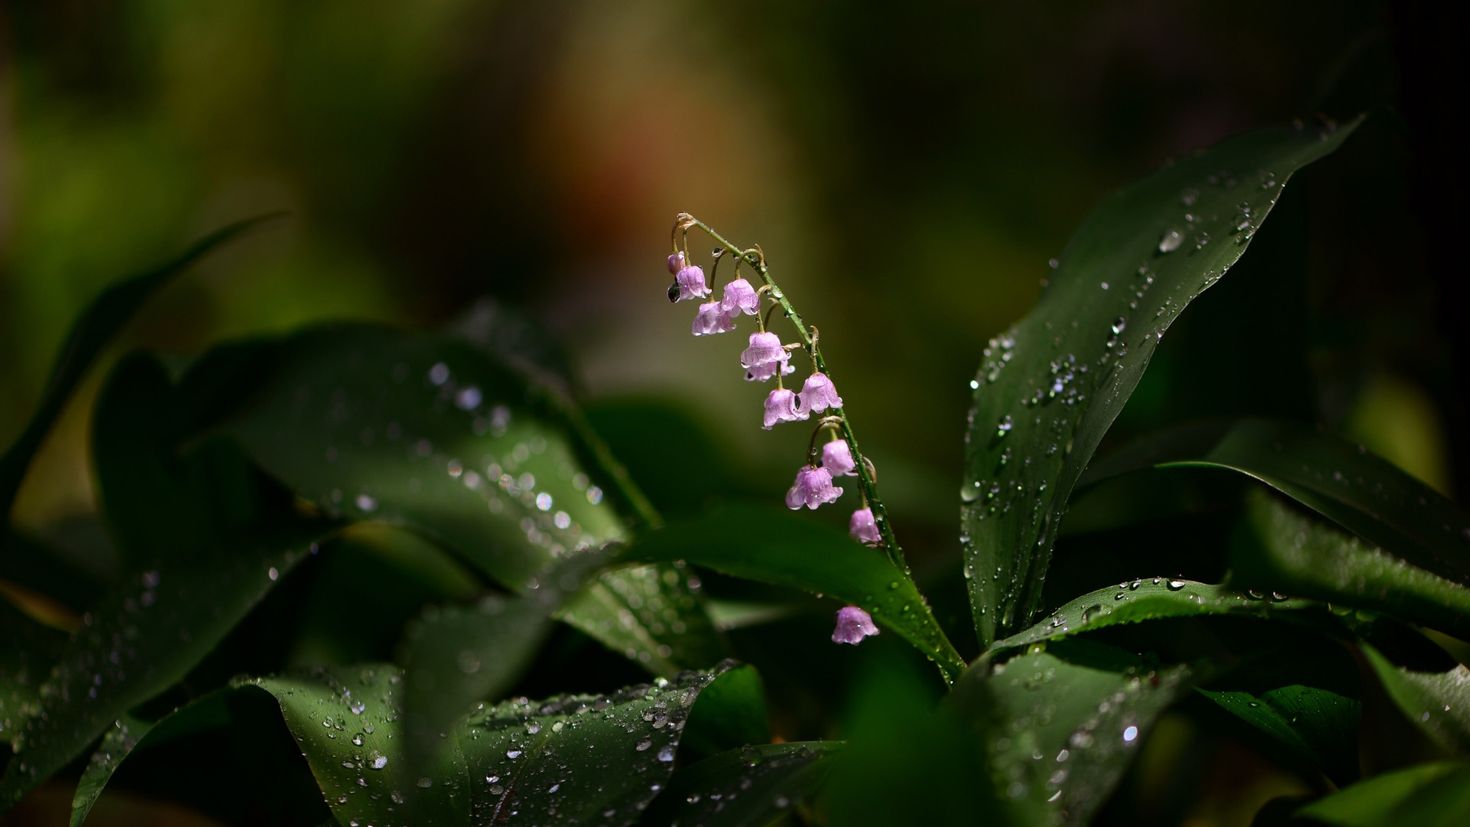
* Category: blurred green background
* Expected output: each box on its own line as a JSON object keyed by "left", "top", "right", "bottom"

{"left": 2, "top": 0, "right": 1463, "bottom": 586}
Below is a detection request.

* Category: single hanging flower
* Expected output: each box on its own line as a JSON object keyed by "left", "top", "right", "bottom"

{"left": 849, "top": 507, "right": 881, "bottom": 545}
{"left": 671, "top": 263, "right": 710, "bottom": 302}
{"left": 831, "top": 606, "right": 879, "bottom": 645}
{"left": 667, "top": 250, "right": 686, "bottom": 275}
{"left": 763, "top": 388, "right": 807, "bottom": 429}
{"left": 821, "top": 439, "right": 857, "bottom": 477}
{"left": 798, "top": 372, "right": 843, "bottom": 413}
{"left": 740, "top": 331, "right": 793, "bottom": 381}
{"left": 785, "top": 464, "right": 842, "bottom": 510}
{"left": 720, "top": 277, "right": 760, "bottom": 317}
{"left": 692, "top": 301, "right": 735, "bottom": 336}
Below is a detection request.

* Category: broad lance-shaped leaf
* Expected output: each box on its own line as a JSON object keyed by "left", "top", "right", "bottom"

{"left": 951, "top": 639, "right": 1194, "bottom": 825}
{"left": 961, "top": 119, "right": 1360, "bottom": 647}
{"left": 1199, "top": 685, "right": 1360, "bottom": 785}
{"left": 0, "top": 599, "right": 67, "bottom": 743}
{"left": 1233, "top": 493, "right": 1470, "bottom": 639}
{"left": 0, "top": 214, "right": 279, "bottom": 526}
{"left": 1295, "top": 761, "right": 1470, "bottom": 826}
{"left": 0, "top": 518, "right": 329, "bottom": 810}
{"left": 1360, "top": 643, "right": 1470, "bottom": 754}
{"left": 1082, "top": 418, "right": 1470, "bottom": 587}
{"left": 621, "top": 504, "right": 967, "bottom": 683}
{"left": 991, "top": 578, "right": 1318, "bottom": 652}
{"left": 71, "top": 662, "right": 744, "bottom": 826}
{"left": 195, "top": 323, "right": 722, "bottom": 674}
{"left": 641, "top": 742, "right": 840, "bottom": 826}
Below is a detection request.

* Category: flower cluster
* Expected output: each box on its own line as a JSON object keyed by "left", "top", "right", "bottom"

{"left": 666, "top": 222, "right": 882, "bottom": 647}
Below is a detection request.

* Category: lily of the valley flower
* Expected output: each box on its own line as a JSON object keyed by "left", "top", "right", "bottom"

{"left": 821, "top": 439, "right": 857, "bottom": 476}
{"left": 672, "top": 264, "right": 710, "bottom": 302}
{"left": 667, "top": 251, "right": 686, "bottom": 275}
{"left": 741, "top": 331, "right": 794, "bottom": 381}
{"left": 831, "top": 606, "right": 879, "bottom": 645}
{"left": 785, "top": 464, "right": 842, "bottom": 510}
{"left": 798, "top": 372, "right": 843, "bottom": 413}
{"left": 721, "top": 277, "right": 760, "bottom": 317}
{"left": 763, "top": 388, "right": 807, "bottom": 429}
{"left": 849, "top": 507, "right": 881, "bottom": 545}
{"left": 693, "top": 301, "right": 736, "bottom": 336}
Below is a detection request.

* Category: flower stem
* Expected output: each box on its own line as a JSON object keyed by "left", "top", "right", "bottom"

{"left": 681, "top": 214, "right": 911, "bottom": 575}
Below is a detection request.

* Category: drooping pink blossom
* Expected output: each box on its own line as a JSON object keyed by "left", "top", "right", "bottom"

{"left": 785, "top": 464, "right": 842, "bottom": 510}
{"left": 672, "top": 264, "right": 710, "bottom": 302}
{"left": 720, "top": 277, "right": 760, "bottom": 317}
{"left": 821, "top": 440, "right": 857, "bottom": 477}
{"left": 763, "top": 388, "right": 807, "bottom": 429}
{"left": 693, "top": 301, "right": 736, "bottom": 336}
{"left": 740, "top": 331, "right": 793, "bottom": 382}
{"left": 667, "top": 251, "right": 686, "bottom": 275}
{"left": 849, "top": 507, "right": 881, "bottom": 545}
{"left": 798, "top": 372, "right": 843, "bottom": 413}
{"left": 832, "top": 606, "right": 879, "bottom": 645}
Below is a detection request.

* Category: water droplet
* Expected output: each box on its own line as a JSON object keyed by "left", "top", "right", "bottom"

{"left": 657, "top": 745, "right": 675, "bottom": 762}
{"left": 428, "top": 363, "right": 451, "bottom": 386}
{"left": 506, "top": 749, "right": 523, "bottom": 759}
{"left": 1158, "top": 229, "right": 1183, "bottom": 254}
{"left": 1166, "top": 579, "right": 1186, "bottom": 591}
{"left": 996, "top": 416, "right": 1014, "bottom": 438}
{"left": 369, "top": 752, "right": 388, "bottom": 770}
{"left": 355, "top": 493, "right": 378, "bottom": 513}
{"left": 635, "top": 737, "right": 653, "bottom": 752}
{"left": 1122, "top": 725, "right": 1139, "bottom": 743}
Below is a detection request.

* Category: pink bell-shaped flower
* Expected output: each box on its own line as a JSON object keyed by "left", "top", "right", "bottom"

{"left": 693, "top": 301, "right": 736, "bottom": 336}
{"left": 740, "top": 332, "right": 793, "bottom": 382}
{"left": 763, "top": 388, "right": 807, "bottom": 429}
{"left": 832, "top": 606, "right": 879, "bottom": 645}
{"left": 785, "top": 464, "right": 842, "bottom": 510}
{"left": 667, "top": 251, "right": 686, "bottom": 275}
{"left": 671, "top": 264, "right": 710, "bottom": 302}
{"left": 849, "top": 507, "right": 881, "bottom": 545}
{"left": 798, "top": 372, "right": 843, "bottom": 413}
{"left": 821, "top": 440, "right": 857, "bottom": 477}
{"left": 720, "top": 277, "right": 760, "bottom": 317}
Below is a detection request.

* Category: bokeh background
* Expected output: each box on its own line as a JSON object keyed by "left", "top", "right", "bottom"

{"left": 1, "top": 2, "right": 1466, "bottom": 822}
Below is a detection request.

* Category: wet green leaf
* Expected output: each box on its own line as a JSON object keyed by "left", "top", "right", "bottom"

{"left": 621, "top": 504, "right": 966, "bottom": 682}
{"left": 1233, "top": 494, "right": 1470, "bottom": 639}
{"left": 195, "top": 323, "right": 721, "bottom": 674}
{"left": 1198, "top": 685, "right": 1359, "bottom": 783}
{"left": 676, "top": 664, "right": 770, "bottom": 762}
{"left": 1083, "top": 419, "right": 1470, "bottom": 587}
{"left": 1296, "top": 761, "right": 1470, "bottom": 826}
{"left": 0, "top": 599, "right": 66, "bottom": 744}
{"left": 961, "top": 121, "right": 1360, "bottom": 647}
{"left": 643, "top": 742, "right": 839, "bottom": 826}
{"left": 953, "top": 640, "right": 1195, "bottom": 825}
{"left": 0, "top": 215, "right": 279, "bottom": 524}
{"left": 992, "top": 578, "right": 1318, "bottom": 652}
{"left": 1360, "top": 644, "right": 1470, "bottom": 754}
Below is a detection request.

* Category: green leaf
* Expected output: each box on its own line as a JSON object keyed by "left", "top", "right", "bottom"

{"left": 0, "top": 215, "right": 279, "bottom": 525}
{"left": 249, "top": 662, "right": 740, "bottom": 826}
{"left": 1234, "top": 493, "right": 1470, "bottom": 639}
{"left": 0, "top": 599, "right": 66, "bottom": 744}
{"left": 1083, "top": 419, "right": 1470, "bottom": 587}
{"left": 961, "top": 120, "right": 1361, "bottom": 647}
{"left": 398, "top": 549, "right": 613, "bottom": 775}
{"left": 1198, "top": 685, "right": 1359, "bottom": 783}
{"left": 196, "top": 323, "right": 721, "bottom": 674}
{"left": 1296, "top": 761, "right": 1470, "bottom": 826}
{"left": 1360, "top": 644, "right": 1470, "bottom": 754}
{"left": 621, "top": 504, "right": 966, "bottom": 683}
{"left": 991, "top": 578, "right": 1319, "bottom": 652}
{"left": 642, "top": 742, "right": 839, "bottom": 826}
{"left": 676, "top": 664, "right": 770, "bottom": 761}
{"left": 953, "top": 639, "right": 1195, "bottom": 825}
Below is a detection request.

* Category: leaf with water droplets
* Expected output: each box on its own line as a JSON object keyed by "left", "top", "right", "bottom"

{"left": 1233, "top": 493, "right": 1470, "bottom": 639}
{"left": 1198, "top": 684, "right": 1360, "bottom": 785}
{"left": 991, "top": 578, "right": 1317, "bottom": 653}
{"left": 1296, "top": 761, "right": 1470, "bottom": 826}
{"left": 0, "top": 357, "right": 335, "bottom": 812}
{"left": 0, "top": 600, "right": 66, "bottom": 745}
{"left": 620, "top": 504, "right": 966, "bottom": 683}
{"left": 962, "top": 120, "right": 1361, "bottom": 647}
{"left": 0, "top": 215, "right": 280, "bottom": 527}
{"left": 952, "top": 639, "right": 1195, "bottom": 825}
{"left": 641, "top": 742, "right": 839, "bottom": 826}
{"left": 1085, "top": 418, "right": 1470, "bottom": 591}
{"left": 1360, "top": 644, "right": 1470, "bottom": 754}
{"left": 190, "top": 323, "right": 722, "bottom": 675}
